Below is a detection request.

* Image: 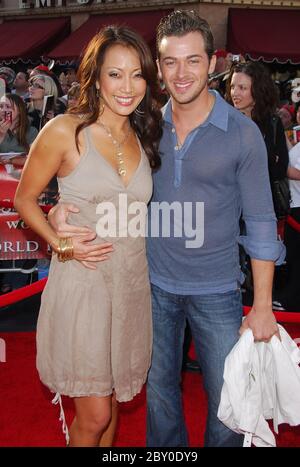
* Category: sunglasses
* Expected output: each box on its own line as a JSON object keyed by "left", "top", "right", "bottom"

{"left": 29, "top": 82, "right": 45, "bottom": 90}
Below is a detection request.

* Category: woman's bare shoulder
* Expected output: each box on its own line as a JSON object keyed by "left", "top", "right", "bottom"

{"left": 43, "top": 113, "right": 83, "bottom": 135}
{"left": 30, "top": 115, "right": 84, "bottom": 155}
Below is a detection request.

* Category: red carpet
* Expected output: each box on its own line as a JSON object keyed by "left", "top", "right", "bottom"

{"left": 0, "top": 325, "right": 300, "bottom": 447}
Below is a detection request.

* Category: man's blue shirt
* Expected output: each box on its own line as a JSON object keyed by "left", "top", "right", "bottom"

{"left": 146, "top": 91, "right": 285, "bottom": 295}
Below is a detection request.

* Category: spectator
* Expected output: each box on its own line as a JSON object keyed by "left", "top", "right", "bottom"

{"left": 67, "top": 82, "right": 80, "bottom": 109}
{"left": 29, "top": 64, "right": 51, "bottom": 78}
{"left": 58, "top": 72, "right": 69, "bottom": 96}
{"left": 0, "top": 93, "right": 37, "bottom": 153}
{"left": 12, "top": 71, "right": 30, "bottom": 101}
{"left": 0, "top": 67, "right": 16, "bottom": 93}
{"left": 278, "top": 103, "right": 295, "bottom": 130}
{"left": 30, "top": 64, "right": 66, "bottom": 100}
{"left": 226, "top": 61, "right": 289, "bottom": 219}
{"left": 27, "top": 74, "right": 63, "bottom": 131}
{"left": 278, "top": 103, "right": 296, "bottom": 149}
{"left": 291, "top": 78, "right": 300, "bottom": 108}
{"left": 63, "top": 64, "right": 78, "bottom": 88}
{"left": 0, "top": 93, "right": 38, "bottom": 294}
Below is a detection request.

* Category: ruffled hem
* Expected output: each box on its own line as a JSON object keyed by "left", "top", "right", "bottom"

{"left": 41, "top": 372, "right": 149, "bottom": 403}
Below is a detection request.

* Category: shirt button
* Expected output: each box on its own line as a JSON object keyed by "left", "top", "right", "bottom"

{"left": 174, "top": 145, "right": 179, "bottom": 150}
{"left": 172, "top": 128, "right": 175, "bottom": 133}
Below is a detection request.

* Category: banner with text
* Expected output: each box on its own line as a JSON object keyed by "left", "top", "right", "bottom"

{"left": 0, "top": 164, "right": 55, "bottom": 260}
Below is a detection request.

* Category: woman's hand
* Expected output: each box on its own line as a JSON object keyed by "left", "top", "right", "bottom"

{"left": 0, "top": 118, "right": 10, "bottom": 139}
{"left": 49, "top": 203, "right": 114, "bottom": 270}
{"left": 68, "top": 232, "right": 114, "bottom": 270}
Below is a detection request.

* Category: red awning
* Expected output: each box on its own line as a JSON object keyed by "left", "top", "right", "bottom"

{"left": 227, "top": 8, "right": 300, "bottom": 64}
{"left": 48, "top": 10, "right": 171, "bottom": 63}
{"left": 0, "top": 17, "right": 71, "bottom": 64}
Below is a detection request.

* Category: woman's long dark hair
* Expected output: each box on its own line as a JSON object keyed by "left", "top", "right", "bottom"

{"left": 68, "top": 25, "right": 162, "bottom": 170}
{"left": 6, "top": 93, "right": 30, "bottom": 152}
{"left": 225, "top": 61, "right": 279, "bottom": 131}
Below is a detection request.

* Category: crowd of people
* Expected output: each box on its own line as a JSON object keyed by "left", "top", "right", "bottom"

{"left": 0, "top": 63, "right": 80, "bottom": 293}
{"left": 0, "top": 9, "right": 300, "bottom": 447}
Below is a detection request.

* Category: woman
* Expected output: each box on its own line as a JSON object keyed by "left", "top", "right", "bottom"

{"left": 226, "top": 61, "right": 289, "bottom": 219}
{"left": 27, "top": 73, "right": 64, "bottom": 131}
{"left": 0, "top": 93, "right": 37, "bottom": 153}
{"left": 0, "top": 93, "right": 38, "bottom": 294}
{"left": 225, "top": 62, "right": 289, "bottom": 299}
{"left": 14, "top": 26, "right": 162, "bottom": 447}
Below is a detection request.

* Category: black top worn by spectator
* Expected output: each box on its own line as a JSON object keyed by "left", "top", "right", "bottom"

{"left": 258, "top": 115, "right": 290, "bottom": 220}
{"left": 259, "top": 115, "right": 289, "bottom": 182}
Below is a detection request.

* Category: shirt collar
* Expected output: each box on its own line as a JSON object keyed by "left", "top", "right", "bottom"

{"left": 162, "top": 89, "right": 228, "bottom": 132}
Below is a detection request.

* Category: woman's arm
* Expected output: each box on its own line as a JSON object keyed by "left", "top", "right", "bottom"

{"left": 14, "top": 116, "right": 114, "bottom": 266}
{"left": 287, "top": 165, "right": 300, "bottom": 180}
{"left": 14, "top": 117, "right": 68, "bottom": 251}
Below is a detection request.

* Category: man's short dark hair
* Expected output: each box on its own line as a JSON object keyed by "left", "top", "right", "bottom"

{"left": 156, "top": 10, "right": 214, "bottom": 60}
{"left": 63, "top": 64, "right": 78, "bottom": 73}
{"left": 18, "top": 71, "right": 29, "bottom": 81}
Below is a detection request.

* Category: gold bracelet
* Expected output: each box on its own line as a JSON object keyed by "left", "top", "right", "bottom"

{"left": 57, "top": 237, "right": 74, "bottom": 262}
{"left": 57, "top": 237, "right": 73, "bottom": 262}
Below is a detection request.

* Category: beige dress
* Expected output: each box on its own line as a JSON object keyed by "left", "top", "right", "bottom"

{"left": 37, "top": 126, "right": 153, "bottom": 403}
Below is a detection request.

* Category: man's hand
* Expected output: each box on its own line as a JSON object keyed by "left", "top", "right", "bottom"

{"left": 48, "top": 202, "right": 93, "bottom": 237}
{"left": 239, "top": 306, "right": 280, "bottom": 342}
{"left": 48, "top": 202, "right": 113, "bottom": 270}
{"left": 241, "top": 258, "right": 280, "bottom": 342}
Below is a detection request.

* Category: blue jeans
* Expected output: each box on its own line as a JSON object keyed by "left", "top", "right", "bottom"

{"left": 146, "top": 284, "right": 244, "bottom": 447}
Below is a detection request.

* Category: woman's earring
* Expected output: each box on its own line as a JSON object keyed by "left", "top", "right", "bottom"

{"left": 99, "top": 96, "right": 105, "bottom": 115}
{"left": 134, "top": 104, "right": 145, "bottom": 116}
{"left": 96, "top": 82, "right": 102, "bottom": 99}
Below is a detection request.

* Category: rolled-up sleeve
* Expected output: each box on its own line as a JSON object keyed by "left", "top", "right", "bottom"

{"left": 237, "top": 120, "right": 286, "bottom": 265}
{"left": 239, "top": 219, "right": 286, "bottom": 264}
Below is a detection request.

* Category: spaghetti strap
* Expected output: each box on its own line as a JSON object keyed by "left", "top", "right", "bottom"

{"left": 82, "top": 126, "right": 91, "bottom": 156}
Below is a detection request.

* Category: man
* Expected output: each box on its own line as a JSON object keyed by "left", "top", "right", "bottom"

{"left": 63, "top": 64, "right": 78, "bottom": 88}
{"left": 46, "top": 11, "right": 284, "bottom": 447}
{"left": 60, "top": 64, "right": 79, "bottom": 108}
{"left": 145, "top": 10, "right": 284, "bottom": 447}
{"left": 12, "top": 71, "right": 30, "bottom": 101}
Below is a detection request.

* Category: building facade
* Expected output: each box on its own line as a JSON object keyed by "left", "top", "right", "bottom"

{"left": 0, "top": 0, "right": 299, "bottom": 49}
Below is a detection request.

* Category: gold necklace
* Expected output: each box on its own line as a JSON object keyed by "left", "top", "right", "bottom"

{"left": 98, "top": 121, "right": 131, "bottom": 177}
